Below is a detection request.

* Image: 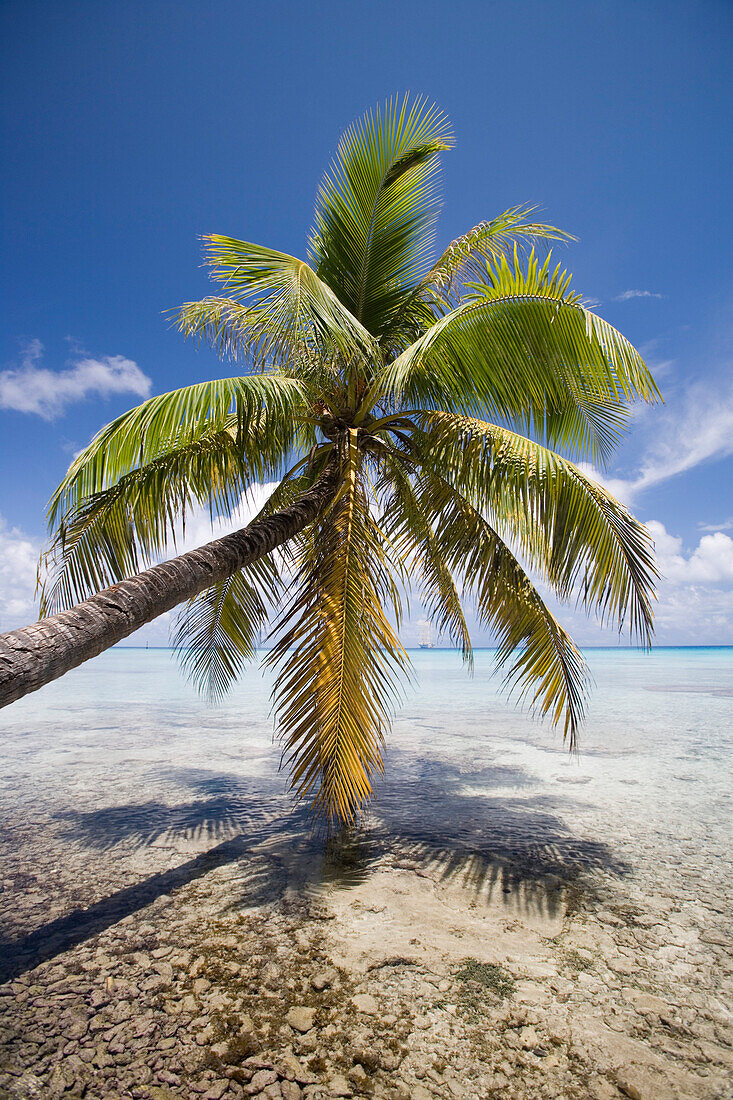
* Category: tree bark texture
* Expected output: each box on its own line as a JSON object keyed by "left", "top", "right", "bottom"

{"left": 0, "top": 470, "right": 336, "bottom": 710}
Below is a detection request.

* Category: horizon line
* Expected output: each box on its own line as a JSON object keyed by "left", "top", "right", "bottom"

{"left": 110, "top": 643, "right": 733, "bottom": 651}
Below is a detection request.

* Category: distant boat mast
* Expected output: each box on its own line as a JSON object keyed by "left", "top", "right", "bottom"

{"left": 419, "top": 623, "right": 436, "bottom": 649}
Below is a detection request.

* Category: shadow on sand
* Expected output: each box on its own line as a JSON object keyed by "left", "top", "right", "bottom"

{"left": 0, "top": 751, "right": 627, "bottom": 983}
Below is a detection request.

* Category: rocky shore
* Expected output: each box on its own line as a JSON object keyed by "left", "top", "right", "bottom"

{"left": 1, "top": 819, "right": 731, "bottom": 1100}
{"left": 2, "top": 649, "right": 732, "bottom": 1099}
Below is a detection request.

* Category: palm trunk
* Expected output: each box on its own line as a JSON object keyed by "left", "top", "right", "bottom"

{"left": 0, "top": 470, "right": 335, "bottom": 710}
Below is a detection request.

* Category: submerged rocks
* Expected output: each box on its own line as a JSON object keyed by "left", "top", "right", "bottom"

{"left": 246, "top": 1068, "right": 278, "bottom": 1092}
{"left": 1, "top": 788, "right": 732, "bottom": 1100}
{"left": 327, "top": 1072, "right": 353, "bottom": 1096}
{"left": 286, "top": 1006, "right": 316, "bottom": 1033}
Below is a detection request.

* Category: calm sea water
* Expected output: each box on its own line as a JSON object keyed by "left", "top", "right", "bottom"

{"left": 1, "top": 646, "right": 732, "bottom": 934}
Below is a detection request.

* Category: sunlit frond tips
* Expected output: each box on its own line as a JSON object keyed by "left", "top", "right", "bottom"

{"left": 39, "top": 94, "right": 660, "bottom": 827}
{"left": 309, "top": 94, "right": 454, "bottom": 335}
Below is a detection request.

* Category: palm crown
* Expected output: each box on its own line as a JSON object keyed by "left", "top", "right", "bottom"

{"left": 41, "top": 96, "right": 659, "bottom": 826}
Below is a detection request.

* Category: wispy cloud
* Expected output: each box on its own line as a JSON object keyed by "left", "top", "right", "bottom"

{"left": 699, "top": 517, "right": 733, "bottom": 533}
{"left": 613, "top": 289, "right": 665, "bottom": 301}
{"left": 0, "top": 340, "right": 151, "bottom": 419}
{"left": 630, "top": 384, "right": 733, "bottom": 493}
{"left": 580, "top": 382, "right": 733, "bottom": 505}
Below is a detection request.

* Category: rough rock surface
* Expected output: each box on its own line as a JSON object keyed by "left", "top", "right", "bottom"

{"left": 1, "top": 653, "right": 732, "bottom": 1100}
{"left": 1, "top": 824, "right": 731, "bottom": 1099}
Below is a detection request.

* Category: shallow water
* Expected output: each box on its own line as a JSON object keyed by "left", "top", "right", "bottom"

{"left": 1, "top": 646, "right": 731, "bottom": 940}
{"left": 1, "top": 647, "right": 732, "bottom": 1098}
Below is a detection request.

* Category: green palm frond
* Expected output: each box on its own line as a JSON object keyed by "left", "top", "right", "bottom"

{"left": 381, "top": 210, "right": 574, "bottom": 354}
{"left": 379, "top": 457, "right": 472, "bottom": 664}
{"left": 422, "top": 207, "right": 574, "bottom": 305}
{"left": 48, "top": 374, "right": 306, "bottom": 529}
{"left": 408, "top": 470, "right": 587, "bottom": 743}
{"left": 187, "top": 238, "right": 378, "bottom": 368}
{"left": 309, "top": 94, "right": 453, "bottom": 337}
{"left": 176, "top": 297, "right": 265, "bottom": 361}
{"left": 465, "top": 247, "right": 582, "bottom": 301}
{"left": 39, "top": 425, "right": 252, "bottom": 615}
{"left": 266, "top": 431, "right": 409, "bottom": 824}
{"left": 417, "top": 412, "right": 658, "bottom": 643}
{"left": 173, "top": 555, "right": 279, "bottom": 702}
{"left": 371, "top": 251, "right": 660, "bottom": 462}
{"left": 41, "top": 481, "right": 137, "bottom": 618}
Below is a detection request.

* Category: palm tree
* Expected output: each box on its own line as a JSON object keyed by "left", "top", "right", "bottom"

{"left": 0, "top": 96, "right": 659, "bottom": 825}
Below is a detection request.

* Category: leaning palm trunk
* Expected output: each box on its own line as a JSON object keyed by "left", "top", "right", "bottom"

{"left": 4, "top": 96, "right": 661, "bottom": 824}
{"left": 0, "top": 471, "right": 335, "bottom": 709}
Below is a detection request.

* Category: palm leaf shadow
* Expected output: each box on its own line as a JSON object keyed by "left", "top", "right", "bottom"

{"left": 1, "top": 752, "right": 627, "bottom": 982}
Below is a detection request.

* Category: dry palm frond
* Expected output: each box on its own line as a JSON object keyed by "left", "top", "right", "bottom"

{"left": 266, "top": 432, "right": 409, "bottom": 823}
{"left": 39, "top": 94, "right": 661, "bottom": 826}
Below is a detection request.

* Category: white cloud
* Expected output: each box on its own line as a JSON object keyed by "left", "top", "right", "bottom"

{"left": 616, "top": 521, "right": 733, "bottom": 643}
{"left": 0, "top": 340, "right": 151, "bottom": 419}
{"left": 172, "top": 483, "right": 279, "bottom": 556}
{"left": 648, "top": 584, "right": 733, "bottom": 643}
{"left": 579, "top": 382, "right": 733, "bottom": 505}
{"left": 647, "top": 521, "right": 733, "bottom": 584}
{"left": 614, "top": 289, "right": 665, "bottom": 301}
{"left": 699, "top": 517, "right": 733, "bottom": 533}
{"left": 0, "top": 516, "right": 41, "bottom": 626}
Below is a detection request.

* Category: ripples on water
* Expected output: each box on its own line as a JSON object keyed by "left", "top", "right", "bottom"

{"left": 1, "top": 646, "right": 731, "bottom": 962}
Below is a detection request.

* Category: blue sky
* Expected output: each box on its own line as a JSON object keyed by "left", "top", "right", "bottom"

{"left": 1, "top": 0, "right": 731, "bottom": 644}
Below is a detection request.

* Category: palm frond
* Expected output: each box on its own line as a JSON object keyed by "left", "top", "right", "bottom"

{"left": 371, "top": 250, "right": 660, "bottom": 463}
{"left": 173, "top": 555, "right": 279, "bottom": 701}
{"left": 416, "top": 412, "right": 658, "bottom": 643}
{"left": 176, "top": 297, "right": 266, "bottom": 360}
{"left": 379, "top": 209, "right": 573, "bottom": 355}
{"left": 39, "top": 425, "right": 251, "bottom": 615}
{"left": 408, "top": 469, "right": 588, "bottom": 743}
{"left": 188, "top": 238, "right": 378, "bottom": 368}
{"left": 309, "top": 94, "right": 453, "bottom": 338}
{"left": 379, "top": 456, "right": 472, "bottom": 663}
{"left": 47, "top": 373, "right": 306, "bottom": 529}
{"left": 266, "top": 431, "right": 409, "bottom": 825}
{"left": 421, "top": 206, "right": 574, "bottom": 306}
